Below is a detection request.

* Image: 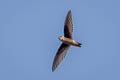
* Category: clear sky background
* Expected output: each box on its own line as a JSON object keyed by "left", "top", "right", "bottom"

{"left": 0, "top": 0, "right": 120, "bottom": 80}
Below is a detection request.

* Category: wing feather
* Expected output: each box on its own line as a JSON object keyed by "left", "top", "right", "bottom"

{"left": 52, "top": 43, "right": 70, "bottom": 72}
{"left": 64, "top": 10, "right": 73, "bottom": 39}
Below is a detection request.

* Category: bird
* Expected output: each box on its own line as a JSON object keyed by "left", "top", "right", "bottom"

{"left": 52, "top": 10, "right": 82, "bottom": 72}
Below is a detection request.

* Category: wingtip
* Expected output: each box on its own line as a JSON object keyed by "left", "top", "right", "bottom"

{"left": 52, "top": 69, "right": 54, "bottom": 72}
{"left": 52, "top": 64, "right": 57, "bottom": 72}
{"left": 52, "top": 66, "right": 55, "bottom": 72}
{"left": 68, "top": 10, "right": 71, "bottom": 13}
{"left": 52, "top": 67, "right": 54, "bottom": 72}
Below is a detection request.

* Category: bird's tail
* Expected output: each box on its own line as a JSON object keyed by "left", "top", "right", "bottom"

{"left": 76, "top": 42, "right": 82, "bottom": 47}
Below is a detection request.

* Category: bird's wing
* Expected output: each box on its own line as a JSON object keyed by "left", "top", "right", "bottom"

{"left": 52, "top": 43, "right": 70, "bottom": 72}
{"left": 64, "top": 10, "right": 73, "bottom": 39}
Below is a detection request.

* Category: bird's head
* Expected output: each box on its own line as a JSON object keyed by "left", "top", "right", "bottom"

{"left": 58, "top": 36, "right": 64, "bottom": 41}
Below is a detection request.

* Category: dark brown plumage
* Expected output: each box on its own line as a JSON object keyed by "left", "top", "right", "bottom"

{"left": 52, "top": 43, "right": 70, "bottom": 71}
{"left": 64, "top": 10, "right": 73, "bottom": 39}
{"left": 52, "top": 10, "right": 81, "bottom": 72}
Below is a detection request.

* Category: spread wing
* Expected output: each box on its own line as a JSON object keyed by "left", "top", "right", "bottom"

{"left": 52, "top": 43, "right": 70, "bottom": 72}
{"left": 64, "top": 10, "right": 73, "bottom": 39}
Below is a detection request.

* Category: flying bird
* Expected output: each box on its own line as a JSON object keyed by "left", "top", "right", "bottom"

{"left": 52, "top": 10, "right": 82, "bottom": 72}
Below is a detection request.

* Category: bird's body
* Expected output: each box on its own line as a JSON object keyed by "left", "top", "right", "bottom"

{"left": 58, "top": 36, "right": 81, "bottom": 47}
{"left": 52, "top": 10, "right": 82, "bottom": 72}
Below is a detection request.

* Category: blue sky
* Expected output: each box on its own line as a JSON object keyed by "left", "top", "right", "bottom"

{"left": 0, "top": 0, "right": 120, "bottom": 80}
